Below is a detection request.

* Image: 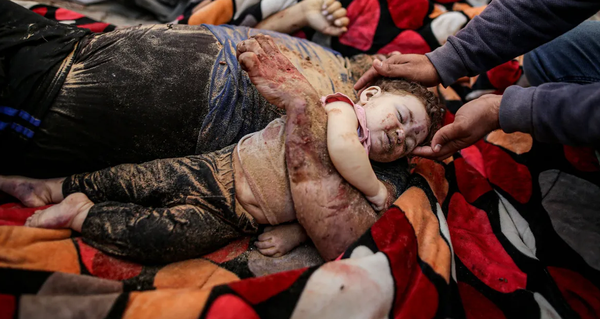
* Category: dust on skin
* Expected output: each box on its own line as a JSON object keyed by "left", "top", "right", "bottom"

{"left": 278, "top": 45, "right": 356, "bottom": 100}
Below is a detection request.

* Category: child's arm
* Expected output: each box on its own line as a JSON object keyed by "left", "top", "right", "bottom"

{"left": 325, "top": 102, "right": 388, "bottom": 211}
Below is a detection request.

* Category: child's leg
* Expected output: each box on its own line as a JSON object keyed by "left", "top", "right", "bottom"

{"left": 0, "top": 176, "right": 65, "bottom": 207}
{"left": 26, "top": 193, "right": 247, "bottom": 263}
{"left": 64, "top": 146, "right": 236, "bottom": 208}
{"left": 81, "top": 202, "right": 245, "bottom": 263}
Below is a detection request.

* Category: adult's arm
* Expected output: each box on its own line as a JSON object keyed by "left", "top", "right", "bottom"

{"left": 236, "top": 35, "right": 377, "bottom": 261}
{"left": 412, "top": 82, "right": 600, "bottom": 160}
{"left": 427, "top": 0, "right": 600, "bottom": 86}
{"left": 501, "top": 82, "right": 600, "bottom": 146}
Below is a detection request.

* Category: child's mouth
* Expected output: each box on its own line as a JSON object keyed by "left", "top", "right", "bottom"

{"left": 385, "top": 132, "right": 393, "bottom": 152}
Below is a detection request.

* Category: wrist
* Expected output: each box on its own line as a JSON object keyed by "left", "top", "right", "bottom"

{"left": 299, "top": 0, "right": 312, "bottom": 25}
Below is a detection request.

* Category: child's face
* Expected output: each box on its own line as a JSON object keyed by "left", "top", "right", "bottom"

{"left": 360, "top": 87, "right": 429, "bottom": 162}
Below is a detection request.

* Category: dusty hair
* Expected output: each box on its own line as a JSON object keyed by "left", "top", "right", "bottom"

{"left": 370, "top": 77, "right": 444, "bottom": 145}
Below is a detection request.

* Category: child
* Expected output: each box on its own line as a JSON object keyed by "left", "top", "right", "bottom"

{"left": 324, "top": 78, "right": 442, "bottom": 211}
{"left": 0, "top": 47, "right": 442, "bottom": 264}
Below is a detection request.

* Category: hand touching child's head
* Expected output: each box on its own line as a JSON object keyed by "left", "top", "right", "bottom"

{"left": 359, "top": 78, "right": 444, "bottom": 162}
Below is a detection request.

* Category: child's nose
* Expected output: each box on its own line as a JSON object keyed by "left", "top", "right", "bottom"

{"left": 396, "top": 129, "right": 405, "bottom": 144}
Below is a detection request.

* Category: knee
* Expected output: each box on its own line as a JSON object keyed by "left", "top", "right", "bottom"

{"left": 525, "top": 21, "right": 600, "bottom": 85}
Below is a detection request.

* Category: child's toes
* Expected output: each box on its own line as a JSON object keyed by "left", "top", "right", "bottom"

{"left": 255, "top": 240, "right": 274, "bottom": 250}
{"left": 25, "top": 211, "right": 41, "bottom": 227}
{"left": 258, "top": 246, "right": 280, "bottom": 256}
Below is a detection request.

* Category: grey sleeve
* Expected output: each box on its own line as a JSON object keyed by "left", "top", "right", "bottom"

{"left": 499, "top": 82, "right": 600, "bottom": 147}
{"left": 425, "top": 0, "right": 600, "bottom": 86}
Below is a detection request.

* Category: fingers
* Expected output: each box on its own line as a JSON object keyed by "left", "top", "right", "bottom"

{"left": 321, "top": 25, "right": 347, "bottom": 36}
{"left": 429, "top": 123, "right": 462, "bottom": 152}
{"left": 322, "top": 0, "right": 335, "bottom": 9}
{"left": 411, "top": 145, "right": 454, "bottom": 161}
{"left": 387, "top": 51, "right": 401, "bottom": 57}
{"left": 323, "top": 1, "right": 342, "bottom": 15}
{"left": 430, "top": 144, "right": 459, "bottom": 161}
{"left": 354, "top": 66, "right": 380, "bottom": 90}
{"left": 334, "top": 16, "right": 349, "bottom": 27}
{"left": 328, "top": 7, "right": 346, "bottom": 20}
{"left": 372, "top": 56, "right": 411, "bottom": 77}
{"left": 411, "top": 145, "right": 437, "bottom": 158}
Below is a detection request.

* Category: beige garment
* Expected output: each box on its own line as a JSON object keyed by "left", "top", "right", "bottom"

{"left": 236, "top": 117, "right": 295, "bottom": 225}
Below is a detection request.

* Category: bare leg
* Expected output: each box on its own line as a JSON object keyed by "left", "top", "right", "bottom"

{"left": 25, "top": 193, "right": 93, "bottom": 231}
{"left": 237, "top": 35, "right": 377, "bottom": 260}
{"left": 0, "top": 175, "right": 64, "bottom": 207}
{"left": 255, "top": 223, "right": 308, "bottom": 257}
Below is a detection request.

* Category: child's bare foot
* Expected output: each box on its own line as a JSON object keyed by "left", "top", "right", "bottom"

{"left": 25, "top": 193, "right": 93, "bottom": 231}
{"left": 236, "top": 34, "right": 318, "bottom": 109}
{"left": 0, "top": 175, "right": 64, "bottom": 207}
{"left": 255, "top": 223, "right": 308, "bottom": 257}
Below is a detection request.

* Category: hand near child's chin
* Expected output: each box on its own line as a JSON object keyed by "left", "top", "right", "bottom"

{"left": 412, "top": 94, "right": 502, "bottom": 160}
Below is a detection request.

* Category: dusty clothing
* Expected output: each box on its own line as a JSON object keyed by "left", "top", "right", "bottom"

{"left": 2, "top": 18, "right": 357, "bottom": 178}
{"left": 63, "top": 145, "right": 259, "bottom": 263}
{"left": 0, "top": 0, "right": 88, "bottom": 152}
{"left": 236, "top": 117, "right": 294, "bottom": 225}
{"left": 2, "top": 24, "right": 221, "bottom": 178}
{"left": 62, "top": 115, "right": 409, "bottom": 262}
{"left": 236, "top": 113, "right": 408, "bottom": 226}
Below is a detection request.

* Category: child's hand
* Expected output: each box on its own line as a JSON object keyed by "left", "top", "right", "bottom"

{"left": 303, "top": 0, "right": 349, "bottom": 36}
{"left": 366, "top": 181, "right": 388, "bottom": 212}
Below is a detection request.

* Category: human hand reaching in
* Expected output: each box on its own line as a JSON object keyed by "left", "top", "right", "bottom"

{"left": 354, "top": 53, "right": 441, "bottom": 90}
{"left": 412, "top": 94, "right": 502, "bottom": 161}
{"left": 303, "top": 0, "right": 349, "bottom": 36}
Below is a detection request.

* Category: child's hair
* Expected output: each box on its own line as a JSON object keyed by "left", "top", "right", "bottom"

{"left": 370, "top": 78, "right": 444, "bottom": 145}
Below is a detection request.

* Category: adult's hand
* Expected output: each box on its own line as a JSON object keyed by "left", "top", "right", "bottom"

{"left": 412, "top": 94, "right": 502, "bottom": 161}
{"left": 354, "top": 54, "right": 441, "bottom": 90}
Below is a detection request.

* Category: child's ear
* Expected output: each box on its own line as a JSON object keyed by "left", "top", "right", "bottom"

{"left": 359, "top": 86, "right": 382, "bottom": 104}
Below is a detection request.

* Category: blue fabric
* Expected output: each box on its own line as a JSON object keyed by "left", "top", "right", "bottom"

{"left": 524, "top": 21, "right": 600, "bottom": 86}
{"left": 0, "top": 106, "right": 39, "bottom": 137}
{"left": 500, "top": 21, "right": 600, "bottom": 146}
{"left": 0, "top": 106, "right": 18, "bottom": 117}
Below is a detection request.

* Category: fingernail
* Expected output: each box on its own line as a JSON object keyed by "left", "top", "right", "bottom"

{"left": 322, "top": 4, "right": 327, "bottom": 9}
{"left": 327, "top": 14, "right": 333, "bottom": 20}
{"left": 322, "top": 10, "right": 328, "bottom": 15}
{"left": 374, "top": 59, "right": 382, "bottom": 67}
{"left": 434, "top": 144, "right": 442, "bottom": 152}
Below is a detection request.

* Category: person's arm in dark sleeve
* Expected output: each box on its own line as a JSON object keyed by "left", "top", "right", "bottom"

{"left": 426, "top": 0, "right": 600, "bottom": 86}
{"left": 500, "top": 82, "right": 600, "bottom": 147}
